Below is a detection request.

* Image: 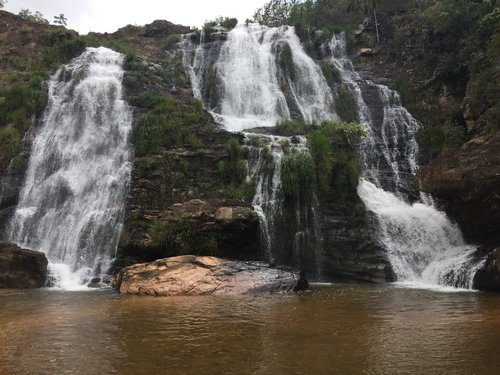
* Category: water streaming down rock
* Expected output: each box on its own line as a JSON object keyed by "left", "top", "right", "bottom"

{"left": 183, "top": 24, "right": 481, "bottom": 289}
{"left": 243, "top": 134, "right": 322, "bottom": 275}
{"left": 182, "top": 24, "right": 326, "bottom": 275}
{"left": 327, "top": 33, "right": 419, "bottom": 198}
{"left": 326, "top": 33, "right": 481, "bottom": 289}
{"left": 7, "top": 47, "right": 133, "bottom": 289}
{"left": 183, "top": 23, "right": 337, "bottom": 131}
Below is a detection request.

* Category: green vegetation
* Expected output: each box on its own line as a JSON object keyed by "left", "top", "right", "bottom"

{"left": 0, "top": 127, "right": 21, "bottom": 169}
{"left": 164, "top": 34, "right": 181, "bottom": 49}
{"left": 321, "top": 62, "right": 341, "bottom": 86}
{"left": 308, "top": 121, "right": 365, "bottom": 201}
{"left": 275, "top": 118, "right": 315, "bottom": 136}
{"left": 281, "top": 151, "right": 316, "bottom": 203}
{"left": 279, "top": 43, "right": 296, "bottom": 81}
{"left": 335, "top": 87, "right": 358, "bottom": 123}
{"left": 53, "top": 14, "right": 67, "bottom": 27}
{"left": 416, "top": 124, "right": 466, "bottom": 164}
{"left": 131, "top": 92, "right": 203, "bottom": 157}
{"left": 218, "top": 138, "right": 247, "bottom": 185}
{"left": 203, "top": 16, "right": 238, "bottom": 34}
{"left": 18, "top": 9, "right": 49, "bottom": 24}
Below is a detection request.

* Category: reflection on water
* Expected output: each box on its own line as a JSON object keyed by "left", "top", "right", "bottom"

{"left": 1, "top": 285, "right": 499, "bottom": 374}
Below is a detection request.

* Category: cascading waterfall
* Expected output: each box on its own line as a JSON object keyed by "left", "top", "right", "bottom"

{"left": 182, "top": 23, "right": 481, "bottom": 289}
{"left": 183, "top": 23, "right": 337, "bottom": 132}
{"left": 327, "top": 33, "right": 480, "bottom": 289}
{"left": 7, "top": 47, "right": 133, "bottom": 290}
{"left": 328, "top": 33, "right": 419, "bottom": 196}
{"left": 182, "top": 24, "right": 326, "bottom": 274}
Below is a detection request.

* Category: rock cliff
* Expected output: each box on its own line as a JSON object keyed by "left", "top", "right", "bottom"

{"left": 416, "top": 131, "right": 500, "bottom": 245}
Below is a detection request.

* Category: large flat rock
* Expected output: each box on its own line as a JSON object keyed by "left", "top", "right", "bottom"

{"left": 0, "top": 242, "right": 48, "bottom": 288}
{"left": 116, "top": 255, "right": 307, "bottom": 296}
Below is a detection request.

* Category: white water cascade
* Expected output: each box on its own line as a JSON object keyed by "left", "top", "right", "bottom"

{"left": 183, "top": 23, "right": 337, "bottom": 132}
{"left": 183, "top": 24, "right": 481, "bottom": 289}
{"left": 8, "top": 47, "right": 133, "bottom": 290}
{"left": 327, "top": 33, "right": 480, "bottom": 290}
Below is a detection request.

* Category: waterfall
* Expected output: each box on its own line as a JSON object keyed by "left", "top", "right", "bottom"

{"left": 182, "top": 24, "right": 481, "bottom": 289}
{"left": 244, "top": 133, "right": 322, "bottom": 276}
{"left": 7, "top": 47, "right": 133, "bottom": 290}
{"left": 327, "top": 33, "right": 480, "bottom": 289}
{"left": 183, "top": 23, "right": 337, "bottom": 132}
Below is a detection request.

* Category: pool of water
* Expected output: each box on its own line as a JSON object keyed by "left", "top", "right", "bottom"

{"left": 1, "top": 284, "right": 499, "bottom": 374}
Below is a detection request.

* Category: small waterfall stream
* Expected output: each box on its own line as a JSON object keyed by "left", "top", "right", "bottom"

{"left": 183, "top": 25, "right": 480, "bottom": 289}
{"left": 8, "top": 47, "right": 133, "bottom": 289}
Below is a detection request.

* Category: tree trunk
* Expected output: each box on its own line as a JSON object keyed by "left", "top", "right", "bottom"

{"left": 373, "top": 8, "right": 380, "bottom": 44}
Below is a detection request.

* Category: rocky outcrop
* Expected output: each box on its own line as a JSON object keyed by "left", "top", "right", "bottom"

{"left": 119, "top": 199, "right": 260, "bottom": 264}
{"left": 0, "top": 242, "right": 48, "bottom": 288}
{"left": 473, "top": 248, "right": 500, "bottom": 292}
{"left": 116, "top": 255, "right": 307, "bottom": 296}
{"left": 416, "top": 131, "right": 500, "bottom": 244}
{"left": 319, "top": 200, "right": 394, "bottom": 283}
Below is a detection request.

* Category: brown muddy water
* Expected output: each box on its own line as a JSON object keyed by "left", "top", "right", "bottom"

{"left": 1, "top": 284, "right": 499, "bottom": 375}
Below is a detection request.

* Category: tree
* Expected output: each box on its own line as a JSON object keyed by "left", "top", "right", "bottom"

{"left": 347, "top": 0, "right": 380, "bottom": 43}
{"left": 253, "top": 0, "right": 300, "bottom": 27}
{"left": 53, "top": 13, "right": 67, "bottom": 27}
{"left": 0, "top": 0, "right": 7, "bottom": 9}
{"left": 18, "top": 9, "right": 49, "bottom": 24}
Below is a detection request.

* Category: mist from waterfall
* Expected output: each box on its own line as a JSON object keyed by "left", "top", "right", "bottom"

{"left": 8, "top": 47, "right": 133, "bottom": 290}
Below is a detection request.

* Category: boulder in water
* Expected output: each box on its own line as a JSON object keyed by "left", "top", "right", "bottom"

{"left": 0, "top": 242, "right": 48, "bottom": 288}
{"left": 473, "top": 248, "right": 500, "bottom": 292}
{"left": 116, "top": 255, "right": 308, "bottom": 296}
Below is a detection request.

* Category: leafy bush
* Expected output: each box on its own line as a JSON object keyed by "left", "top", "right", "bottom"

{"left": 335, "top": 87, "right": 358, "bottom": 123}
{"left": 279, "top": 43, "right": 296, "bottom": 81}
{"left": 218, "top": 138, "right": 247, "bottom": 185}
{"left": 0, "top": 127, "right": 21, "bottom": 167}
{"left": 281, "top": 151, "right": 316, "bottom": 203}
{"left": 416, "top": 124, "right": 466, "bottom": 163}
{"left": 321, "top": 62, "right": 341, "bottom": 86}
{"left": 308, "top": 121, "right": 365, "bottom": 200}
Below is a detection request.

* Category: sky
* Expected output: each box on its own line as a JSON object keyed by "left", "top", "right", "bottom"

{"left": 3, "top": 0, "right": 269, "bottom": 34}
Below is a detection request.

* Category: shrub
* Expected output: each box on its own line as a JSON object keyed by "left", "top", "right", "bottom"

{"left": 281, "top": 151, "right": 316, "bottom": 203}
{"left": 321, "top": 62, "right": 341, "bottom": 86}
{"left": 307, "top": 131, "right": 331, "bottom": 195}
{"left": 308, "top": 121, "right": 365, "bottom": 200}
{"left": 0, "top": 127, "right": 21, "bottom": 166}
{"left": 335, "top": 87, "right": 358, "bottom": 123}
{"left": 416, "top": 124, "right": 466, "bottom": 163}
{"left": 279, "top": 43, "right": 296, "bottom": 81}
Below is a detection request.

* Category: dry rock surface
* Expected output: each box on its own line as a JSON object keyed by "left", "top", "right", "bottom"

{"left": 117, "top": 255, "right": 307, "bottom": 296}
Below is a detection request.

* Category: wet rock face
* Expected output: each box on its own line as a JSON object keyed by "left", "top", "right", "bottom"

{"left": 318, "top": 200, "right": 394, "bottom": 283}
{"left": 119, "top": 199, "right": 260, "bottom": 263}
{"left": 474, "top": 248, "right": 500, "bottom": 292}
{"left": 116, "top": 255, "right": 307, "bottom": 296}
{"left": 0, "top": 242, "right": 48, "bottom": 288}
{"left": 416, "top": 131, "right": 500, "bottom": 244}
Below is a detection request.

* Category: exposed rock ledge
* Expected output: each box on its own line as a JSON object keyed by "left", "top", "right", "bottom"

{"left": 416, "top": 131, "right": 500, "bottom": 244}
{"left": 0, "top": 242, "right": 48, "bottom": 288}
{"left": 116, "top": 255, "right": 308, "bottom": 296}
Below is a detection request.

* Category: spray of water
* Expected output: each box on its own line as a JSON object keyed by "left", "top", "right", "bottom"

{"left": 8, "top": 47, "right": 133, "bottom": 289}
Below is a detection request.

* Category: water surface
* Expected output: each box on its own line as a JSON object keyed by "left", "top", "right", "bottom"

{"left": 1, "top": 285, "right": 499, "bottom": 374}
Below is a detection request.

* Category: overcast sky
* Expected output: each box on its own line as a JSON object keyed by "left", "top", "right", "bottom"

{"left": 4, "top": 0, "right": 268, "bottom": 34}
